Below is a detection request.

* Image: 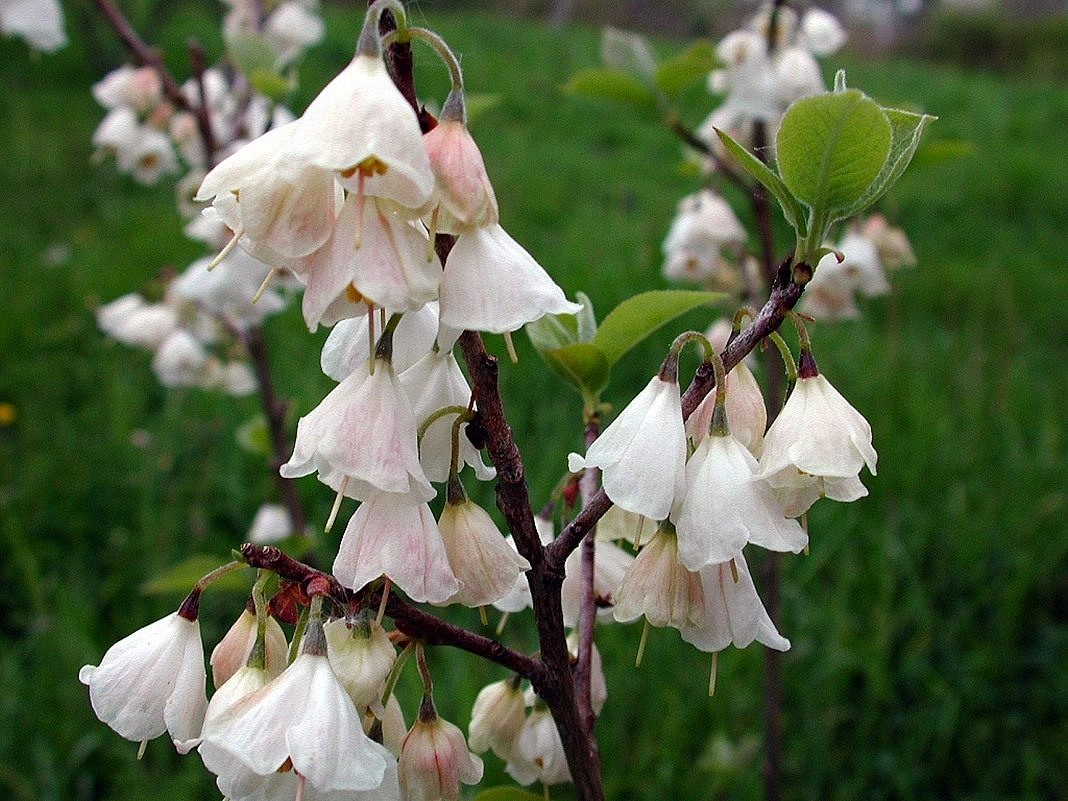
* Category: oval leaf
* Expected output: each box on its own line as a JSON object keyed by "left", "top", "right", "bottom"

{"left": 593, "top": 290, "right": 722, "bottom": 366}
{"left": 543, "top": 342, "right": 611, "bottom": 398}
{"left": 564, "top": 67, "right": 656, "bottom": 108}
{"left": 776, "top": 89, "right": 892, "bottom": 213}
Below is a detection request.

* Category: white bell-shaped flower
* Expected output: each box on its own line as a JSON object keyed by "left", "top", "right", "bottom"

{"left": 79, "top": 611, "right": 207, "bottom": 751}
{"left": 757, "top": 370, "right": 877, "bottom": 517}
{"left": 438, "top": 497, "right": 531, "bottom": 608}
{"left": 679, "top": 550, "right": 790, "bottom": 653}
{"left": 321, "top": 303, "right": 439, "bottom": 380}
{"left": 560, "top": 536, "right": 634, "bottom": 627}
{"left": 399, "top": 349, "right": 495, "bottom": 483}
{"left": 568, "top": 375, "right": 686, "bottom": 521}
{"left": 199, "top": 622, "right": 396, "bottom": 797}
{"left": 674, "top": 430, "right": 807, "bottom": 570}
{"left": 468, "top": 679, "right": 526, "bottom": 761}
{"left": 284, "top": 52, "right": 434, "bottom": 210}
{"left": 333, "top": 489, "right": 460, "bottom": 604}
{"left": 438, "top": 223, "right": 581, "bottom": 334}
{"left": 612, "top": 526, "right": 705, "bottom": 631}
{"left": 281, "top": 357, "right": 434, "bottom": 503}
{"left": 296, "top": 193, "right": 441, "bottom": 330}
{"left": 324, "top": 616, "right": 396, "bottom": 712}
{"left": 505, "top": 705, "right": 571, "bottom": 787}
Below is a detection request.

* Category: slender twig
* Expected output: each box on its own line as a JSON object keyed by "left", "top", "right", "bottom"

{"left": 574, "top": 416, "right": 602, "bottom": 735}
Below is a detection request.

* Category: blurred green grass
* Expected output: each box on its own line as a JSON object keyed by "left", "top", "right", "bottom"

{"left": 0, "top": 4, "right": 1066, "bottom": 801}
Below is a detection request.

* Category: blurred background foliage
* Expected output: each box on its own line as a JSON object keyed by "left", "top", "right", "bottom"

{"left": 0, "top": 1, "right": 1065, "bottom": 800}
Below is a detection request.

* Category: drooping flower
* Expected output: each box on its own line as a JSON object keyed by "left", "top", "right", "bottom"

{"left": 324, "top": 616, "right": 397, "bottom": 712}
{"left": 686, "top": 357, "right": 768, "bottom": 455}
{"left": 673, "top": 429, "right": 807, "bottom": 570}
{"left": 568, "top": 374, "right": 687, "bottom": 521}
{"left": 199, "top": 620, "right": 397, "bottom": 797}
{"left": 438, "top": 223, "right": 582, "bottom": 334}
{"left": 560, "top": 536, "right": 633, "bottom": 627}
{"left": 332, "top": 489, "right": 460, "bottom": 604}
{"left": 679, "top": 550, "right": 790, "bottom": 653}
{"left": 283, "top": 52, "right": 435, "bottom": 210}
{"left": 757, "top": 366, "right": 877, "bottom": 517}
{"left": 281, "top": 356, "right": 435, "bottom": 503}
{"left": 399, "top": 699, "right": 483, "bottom": 801}
{"left": 321, "top": 303, "right": 439, "bottom": 380}
{"left": 209, "top": 609, "right": 288, "bottom": 689}
{"left": 468, "top": 678, "right": 526, "bottom": 762}
{"left": 505, "top": 704, "right": 571, "bottom": 787}
{"left": 437, "top": 497, "right": 531, "bottom": 608}
{"left": 612, "top": 524, "right": 705, "bottom": 631}
{"left": 79, "top": 610, "right": 207, "bottom": 751}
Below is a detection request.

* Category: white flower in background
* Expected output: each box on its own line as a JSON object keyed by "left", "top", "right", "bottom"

{"left": 863, "top": 214, "right": 917, "bottom": 271}
{"left": 332, "top": 489, "right": 460, "bottom": 604}
{"left": 506, "top": 705, "right": 571, "bottom": 787}
{"left": 798, "top": 6, "right": 848, "bottom": 55}
{"left": 284, "top": 52, "right": 435, "bottom": 210}
{"left": 324, "top": 616, "right": 396, "bottom": 712}
{"left": 468, "top": 679, "right": 526, "bottom": 761}
{"left": 0, "top": 0, "right": 66, "bottom": 51}
{"left": 209, "top": 609, "right": 288, "bottom": 688}
{"left": 673, "top": 429, "right": 807, "bottom": 570}
{"left": 399, "top": 348, "right": 495, "bottom": 483}
{"left": 79, "top": 611, "right": 207, "bottom": 751}
{"left": 399, "top": 704, "right": 484, "bottom": 801}
{"left": 152, "top": 329, "right": 210, "bottom": 388}
{"left": 661, "top": 189, "right": 747, "bottom": 285}
{"left": 560, "top": 536, "right": 633, "bottom": 627}
{"left": 438, "top": 497, "right": 531, "bottom": 608}
{"left": 568, "top": 374, "right": 686, "bottom": 521}
{"left": 438, "top": 223, "right": 582, "bottom": 334}
{"left": 91, "top": 107, "right": 142, "bottom": 162}
{"left": 91, "top": 65, "right": 162, "bottom": 113}
{"left": 680, "top": 550, "right": 791, "bottom": 653}
{"left": 173, "top": 250, "right": 287, "bottom": 328}
{"left": 263, "top": 1, "right": 325, "bottom": 67}
{"left": 566, "top": 631, "right": 608, "bottom": 715}
{"left": 246, "top": 502, "right": 293, "bottom": 545}
{"left": 757, "top": 369, "right": 877, "bottom": 517}
{"left": 281, "top": 357, "right": 434, "bottom": 502}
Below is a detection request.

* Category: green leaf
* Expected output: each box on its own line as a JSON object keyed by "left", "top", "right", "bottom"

{"left": 715, "top": 129, "right": 806, "bottom": 235}
{"left": 141, "top": 555, "right": 251, "bottom": 596}
{"left": 526, "top": 308, "right": 580, "bottom": 352}
{"left": 776, "top": 89, "right": 892, "bottom": 214}
{"left": 541, "top": 342, "right": 611, "bottom": 399}
{"left": 654, "top": 39, "right": 717, "bottom": 97}
{"left": 601, "top": 27, "right": 659, "bottom": 86}
{"left": 248, "top": 69, "right": 291, "bottom": 103}
{"left": 839, "top": 108, "right": 937, "bottom": 217}
{"left": 593, "top": 290, "right": 722, "bottom": 366}
{"left": 473, "top": 788, "right": 545, "bottom": 801}
{"left": 563, "top": 67, "right": 656, "bottom": 108}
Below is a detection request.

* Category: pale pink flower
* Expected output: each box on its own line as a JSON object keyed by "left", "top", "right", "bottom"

{"left": 438, "top": 498, "right": 530, "bottom": 608}
{"left": 324, "top": 617, "right": 396, "bottom": 711}
{"left": 612, "top": 526, "right": 705, "bottom": 631}
{"left": 296, "top": 192, "right": 441, "bottom": 330}
{"left": 680, "top": 550, "right": 790, "bottom": 653}
{"left": 422, "top": 106, "right": 499, "bottom": 232}
{"left": 399, "top": 704, "right": 483, "bottom": 801}
{"left": 332, "top": 489, "right": 460, "bottom": 604}
{"left": 438, "top": 223, "right": 581, "bottom": 334}
{"left": 568, "top": 375, "right": 686, "bottom": 521}
{"left": 281, "top": 357, "right": 434, "bottom": 503}
{"left": 79, "top": 611, "right": 207, "bottom": 751}
{"left": 209, "top": 609, "right": 288, "bottom": 688}
{"left": 92, "top": 65, "right": 162, "bottom": 112}
{"left": 686, "top": 358, "right": 767, "bottom": 455}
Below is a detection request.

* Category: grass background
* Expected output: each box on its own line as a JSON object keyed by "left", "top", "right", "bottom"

{"left": 0, "top": 2, "right": 1065, "bottom": 800}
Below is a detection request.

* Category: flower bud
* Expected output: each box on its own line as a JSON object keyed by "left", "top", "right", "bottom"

{"left": 468, "top": 679, "right": 526, "bottom": 760}
{"left": 209, "top": 609, "right": 288, "bottom": 688}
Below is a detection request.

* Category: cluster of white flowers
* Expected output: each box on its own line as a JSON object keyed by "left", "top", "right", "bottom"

{"left": 568, "top": 338, "right": 876, "bottom": 655}
{"left": 800, "top": 214, "right": 917, "bottom": 321}
{"left": 0, "top": 0, "right": 66, "bottom": 52}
